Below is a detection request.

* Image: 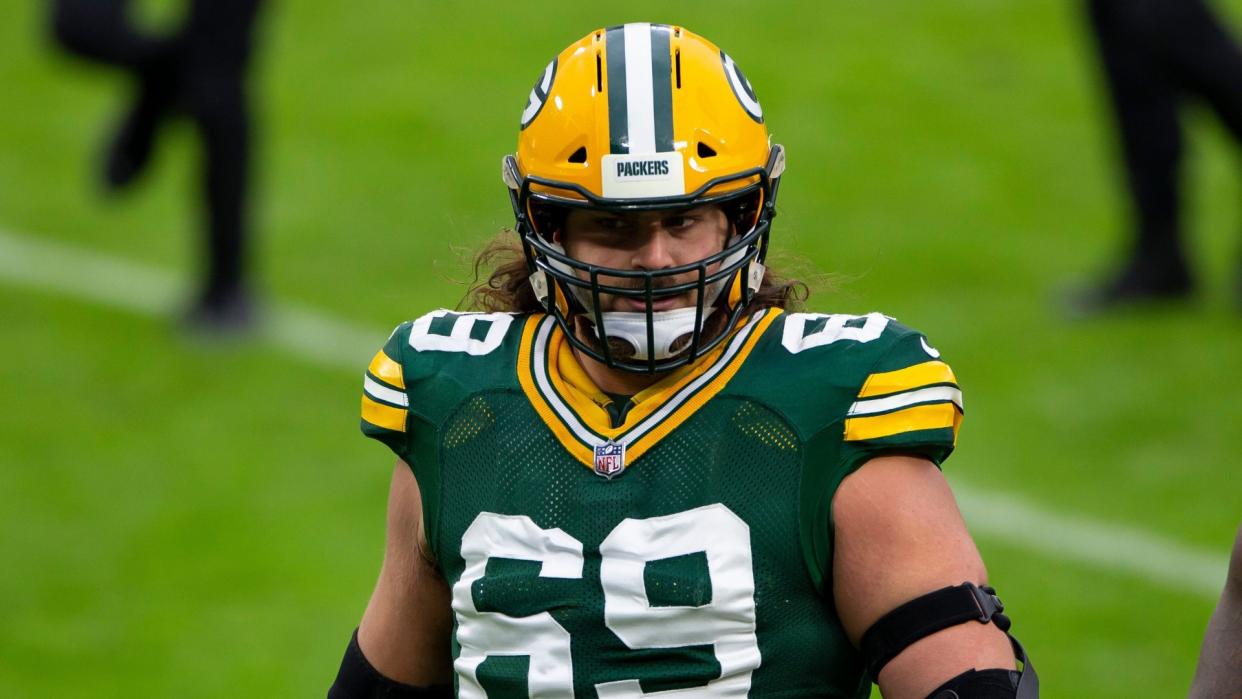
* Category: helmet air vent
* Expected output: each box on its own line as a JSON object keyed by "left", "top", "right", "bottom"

{"left": 596, "top": 51, "right": 603, "bottom": 92}
{"left": 568, "top": 146, "right": 587, "bottom": 164}
{"left": 697, "top": 142, "right": 717, "bottom": 159}
{"left": 675, "top": 49, "right": 682, "bottom": 88}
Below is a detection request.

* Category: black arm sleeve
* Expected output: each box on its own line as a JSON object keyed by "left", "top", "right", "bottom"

{"left": 327, "top": 628, "right": 452, "bottom": 699}
{"left": 926, "top": 668, "right": 1021, "bottom": 699}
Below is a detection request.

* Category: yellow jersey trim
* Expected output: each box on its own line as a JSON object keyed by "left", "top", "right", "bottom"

{"left": 517, "top": 310, "right": 782, "bottom": 470}
{"left": 843, "top": 402, "right": 962, "bottom": 442}
{"left": 362, "top": 394, "right": 407, "bottom": 432}
{"left": 516, "top": 316, "right": 596, "bottom": 466}
{"left": 368, "top": 350, "right": 406, "bottom": 390}
{"left": 858, "top": 360, "right": 956, "bottom": 398}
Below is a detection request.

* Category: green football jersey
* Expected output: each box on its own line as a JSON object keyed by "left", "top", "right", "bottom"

{"left": 359, "top": 308, "right": 962, "bottom": 698}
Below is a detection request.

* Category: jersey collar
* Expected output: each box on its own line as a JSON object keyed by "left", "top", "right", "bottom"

{"left": 517, "top": 308, "right": 781, "bottom": 473}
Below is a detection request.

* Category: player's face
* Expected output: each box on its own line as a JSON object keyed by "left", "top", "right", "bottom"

{"left": 560, "top": 205, "right": 731, "bottom": 312}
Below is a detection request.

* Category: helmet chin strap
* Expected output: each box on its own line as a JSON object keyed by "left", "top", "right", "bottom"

{"left": 532, "top": 240, "right": 766, "bottom": 362}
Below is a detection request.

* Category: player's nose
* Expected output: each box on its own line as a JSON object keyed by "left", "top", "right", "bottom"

{"left": 631, "top": 229, "right": 676, "bottom": 271}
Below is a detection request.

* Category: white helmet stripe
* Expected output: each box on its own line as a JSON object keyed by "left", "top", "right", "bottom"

{"left": 605, "top": 23, "right": 676, "bottom": 155}
{"left": 623, "top": 23, "right": 656, "bottom": 154}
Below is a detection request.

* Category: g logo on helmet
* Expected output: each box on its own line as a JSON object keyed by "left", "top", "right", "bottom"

{"left": 520, "top": 58, "right": 557, "bottom": 130}
{"left": 720, "top": 51, "right": 763, "bottom": 123}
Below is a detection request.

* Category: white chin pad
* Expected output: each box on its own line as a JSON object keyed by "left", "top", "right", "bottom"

{"left": 596, "top": 308, "right": 707, "bottom": 361}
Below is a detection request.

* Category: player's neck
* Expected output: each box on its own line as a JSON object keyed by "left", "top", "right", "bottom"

{"left": 571, "top": 345, "right": 669, "bottom": 396}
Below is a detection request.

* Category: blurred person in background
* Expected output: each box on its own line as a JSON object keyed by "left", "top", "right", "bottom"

{"left": 1188, "top": 523, "right": 1242, "bottom": 698}
{"left": 1071, "top": 0, "right": 1242, "bottom": 316}
{"left": 49, "top": 0, "right": 264, "bottom": 332}
{"left": 331, "top": 23, "right": 1037, "bottom": 699}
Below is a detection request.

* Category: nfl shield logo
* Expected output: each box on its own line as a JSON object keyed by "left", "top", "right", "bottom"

{"left": 593, "top": 441, "right": 626, "bottom": 479}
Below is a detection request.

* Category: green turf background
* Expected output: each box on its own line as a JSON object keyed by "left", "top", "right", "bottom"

{"left": 2, "top": 0, "right": 1240, "bottom": 696}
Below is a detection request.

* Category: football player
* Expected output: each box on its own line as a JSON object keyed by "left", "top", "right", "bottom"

{"left": 330, "top": 24, "right": 1037, "bottom": 699}
{"left": 1188, "top": 523, "right": 1242, "bottom": 698}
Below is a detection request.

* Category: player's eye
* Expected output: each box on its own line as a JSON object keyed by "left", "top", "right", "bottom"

{"left": 593, "top": 216, "right": 629, "bottom": 231}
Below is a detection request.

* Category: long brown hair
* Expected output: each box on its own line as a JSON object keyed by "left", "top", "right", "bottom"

{"left": 460, "top": 231, "right": 811, "bottom": 314}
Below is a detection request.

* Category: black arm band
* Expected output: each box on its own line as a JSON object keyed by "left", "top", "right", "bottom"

{"left": 860, "top": 582, "right": 1038, "bottom": 698}
{"left": 328, "top": 628, "right": 453, "bottom": 699}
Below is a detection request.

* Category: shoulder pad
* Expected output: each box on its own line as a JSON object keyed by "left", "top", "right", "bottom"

{"left": 774, "top": 311, "right": 945, "bottom": 376}
{"left": 360, "top": 310, "right": 528, "bottom": 451}
{"left": 741, "top": 311, "right": 961, "bottom": 458}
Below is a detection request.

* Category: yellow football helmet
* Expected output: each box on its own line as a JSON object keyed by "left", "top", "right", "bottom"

{"left": 502, "top": 23, "right": 786, "bottom": 373}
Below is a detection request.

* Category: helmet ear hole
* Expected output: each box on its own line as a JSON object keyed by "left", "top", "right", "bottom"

{"left": 697, "top": 142, "right": 717, "bottom": 159}
{"left": 568, "top": 146, "right": 588, "bottom": 164}
{"left": 528, "top": 200, "right": 569, "bottom": 238}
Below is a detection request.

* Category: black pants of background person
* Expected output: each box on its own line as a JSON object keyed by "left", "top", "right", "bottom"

{"left": 50, "top": 0, "right": 263, "bottom": 330}
{"left": 1078, "top": 0, "right": 1242, "bottom": 313}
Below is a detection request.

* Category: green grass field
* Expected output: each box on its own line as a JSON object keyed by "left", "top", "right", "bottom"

{"left": 2, "top": 1, "right": 1241, "bottom": 696}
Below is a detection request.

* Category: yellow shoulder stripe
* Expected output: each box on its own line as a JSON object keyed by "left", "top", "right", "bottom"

{"left": 844, "top": 402, "right": 961, "bottom": 442}
{"left": 368, "top": 350, "right": 405, "bottom": 390}
{"left": 859, "top": 360, "right": 956, "bottom": 398}
{"left": 362, "top": 394, "right": 407, "bottom": 432}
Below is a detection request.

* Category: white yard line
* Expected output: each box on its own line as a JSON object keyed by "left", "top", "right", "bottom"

{"left": 0, "top": 228, "right": 380, "bottom": 368}
{"left": 0, "top": 227, "right": 1229, "bottom": 600}
{"left": 953, "top": 487, "right": 1227, "bottom": 598}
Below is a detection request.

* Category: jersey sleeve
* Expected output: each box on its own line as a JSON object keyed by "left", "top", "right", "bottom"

{"left": 836, "top": 328, "right": 963, "bottom": 473}
{"left": 359, "top": 322, "right": 414, "bottom": 459}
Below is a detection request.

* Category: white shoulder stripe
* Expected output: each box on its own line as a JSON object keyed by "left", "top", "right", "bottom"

{"left": 364, "top": 375, "right": 408, "bottom": 407}
{"left": 848, "top": 385, "right": 962, "bottom": 417}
